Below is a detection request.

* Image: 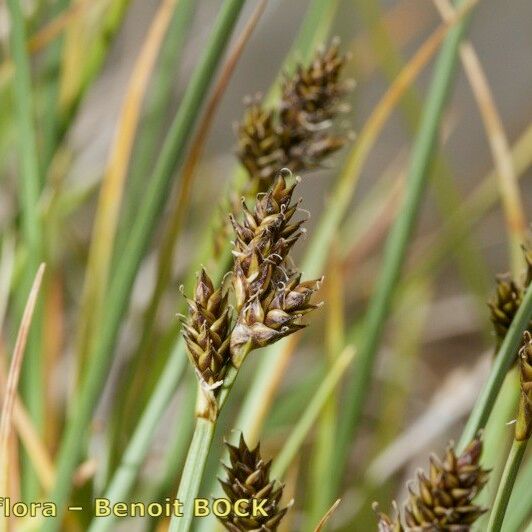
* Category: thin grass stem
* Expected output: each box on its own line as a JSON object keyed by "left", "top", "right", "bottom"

{"left": 487, "top": 439, "right": 528, "bottom": 532}
{"left": 334, "top": 0, "right": 476, "bottom": 484}
{"left": 271, "top": 346, "right": 355, "bottom": 479}
{"left": 87, "top": 345, "right": 188, "bottom": 532}
{"left": 503, "top": 454, "right": 532, "bottom": 532}
{"left": 43, "top": 1, "right": 246, "bottom": 527}
{"left": 458, "top": 283, "right": 532, "bottom": 450}
{"left": 6, "top": 0, "right": 45, "bottom": 500}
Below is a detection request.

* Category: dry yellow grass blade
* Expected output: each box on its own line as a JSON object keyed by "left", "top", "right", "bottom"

{"left": 434, "top": 0, "right": 527, "bottom": 275}
{"left": 28, "top": 0, "right": 91, "bottom": 54}
{"left": 0, "top": 263, "right": 45, "bottom": 526}
{"left": 58, "top": 0, "right": 110, "bottom": 108}
{"left": 0, "top": 346, "right": 55, "bottom": 493}
{"left": 314, "top": 499, "right": 342, "bottom": 532}
{"left": 0, "top": 0, "right": 92, "bottom": 89}
{"left": 12, "top": 399, "right": 55, "bottom": 492}
{"left": 75, "top": 0, "right": 179, "bottom": 376}
{"left": 334, "top": 0, "right": 479, "bottom": 208}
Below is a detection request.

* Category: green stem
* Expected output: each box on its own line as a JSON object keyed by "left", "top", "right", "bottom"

{"left": 487, "top": 439, "right": 528, "bottom": 532}
{"left": 43, "top": 1, "right": 246, "bottom": 528}
{"left": 107, "top": 0, "right": 197, "bottom": 480}
{"left": 458, "top": 283, "right": 532, "bottom": 450}
{"left": 169, "top": 360, "right": 241, "bottom": 532}
{"left": 142, "top": 379, "right": 197, "bottom": 507}
{"left": 7, "top": 0, "right": 44, "bottom": 501}
{"left": 41, "top": 0, "right": 70, "bottom": 176}
{"left": 474, "top": 371, "right": 519, "bottom": 530}
{"left": 87, "top": 343, "right": 188, "bottom": 532}
{"left": 271, "top": 347, "right": 354, "bottom": 479}
{"left": 355, "top": 0, "right": 491, "bottom": 321}
{"left": 334, "top": 0, "right": 475, "bottom": 484}
{"left": 169, "top": 418, "right": 215, "bottom": 532}
{"left": 503, "top": 454, "right": 532, "bottom": 532}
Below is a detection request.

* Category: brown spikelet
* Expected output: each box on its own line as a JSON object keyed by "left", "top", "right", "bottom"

{"left": 281, "top": 39, "right": 348, "bottom": 126}
{"left": 373, "top": 502, "right": 404, "bottom": 532}
{"left": 516, "top": 331, "right": 532, "bottom": 441}
{"left": 236, "top": 41, "right": 351, "bottom": 194}
{"left": 237, "top": 102, "right": 286, "bottom": 187}
{"left": 488, "top": 274, "right": 523, "bottom": 342}
{"left": 181, "top": 269, "right": 232, "bottom": 391}
{"left": 230, "top": 172, "right": 321, "bottom": 366}
{"left": 523, "top": 239, "right": 532, "bottom": 287}
{"left": 488, "top": 241, "right": 532, "bottom": 345}
{"left": 402, "top": 438, "right": 489, "bottom": 531}
{"left": 218, "top": 435, "right": 289, "bottom": 531}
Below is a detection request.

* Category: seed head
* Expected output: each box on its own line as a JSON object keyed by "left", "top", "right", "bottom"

{"left": 280, "top": 39, "right": 349, "bottom": 130}
{"left": 236, "top": 41, "right": 351, "bottom": 193}
{"left": 237, "top": 102, "right": 286, "bottom": 188}
{"left": 218, "top": 435, "right": 289, "bottom": 531}
{"left": 231, "top": 172, "right": 303, "bottom": 313}
{"left": 488, "top": 241, "right": 532, "bottom": 345}
{"left": 373, "top": 502, "right": 404, "bottom": 532}
{"left": 488, "top": 274, "right": 523, "bottom": 342}
{"left": 230, "top": 172, "right": 321, "bottom": 366}
{"left": 375, "top": 438, "right": 489, "bottom": 531}
{"left": 181, "top": 269, "right": 232, "bottom": 391}
{"left": 516, "top": 331, "right": 532, "bottom": 441}
{"left": 403, "top": 438, "right": 489, "bottom": 531}
{"left": 231, "top": 271, "right": 322, "bottom": 366}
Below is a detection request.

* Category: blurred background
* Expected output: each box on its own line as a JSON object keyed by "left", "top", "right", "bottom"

{"left": 0, "top": 0, "right": 531, "bottom": 530}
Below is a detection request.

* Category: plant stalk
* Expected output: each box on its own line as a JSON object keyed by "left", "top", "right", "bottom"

{"left": 458, "top": 282, "right": 532, "bottom": 451}
{"left": 87, "top": 342, "right": 188, "bottom": 532}
{"left": 169, "top": 418, "right": 215, "bottom": 532}
{"left": 43, "top": 1, "right": 246, "bottom": 528}
{"left": 6, "top": 0, "right": 44, "bottom": 501}
{"left": 334, "top": 0, "right": 475, "bottom": 484}
{"left": 487, "top": 439, "right": 528, "bottom": 532}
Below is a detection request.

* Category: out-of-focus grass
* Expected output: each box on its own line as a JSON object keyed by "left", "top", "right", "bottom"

{"left": 0, "top": 1, "right": 530, "bottom": 531}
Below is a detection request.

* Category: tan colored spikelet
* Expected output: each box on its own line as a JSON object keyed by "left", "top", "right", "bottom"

{"left": 373, "top": 502, "right": 404, "bottom": 532}
{"left": 181, "top": 269, "right": 232, "bottom": 393}
{"left": 488, "top": 274, "right": 523, "bottom": 342}
{"left": 237, "top": 102, "right": 286, "bottom": 188}
{"left": 516, "top": 331, "right": 532, "bottom": 441}
{"left": 230, "top": 172, "right": 303, "bottom": 312}
{"left": 488, "top": 241, "right": 532, "bottom": 345}
{"left": 229, "top": 172, "right": 321, "bottom": 366}
{"left": 236, "top": 41, "right": 351, "bottom": 193}
{"left": 280, "top": 38, "right": 349, "bottom": 130}
{"left": 402, "top": 438, "right": 489, "bottom": 531}
{"left": 218, "top": 435, "right": 289, "bottom": 531}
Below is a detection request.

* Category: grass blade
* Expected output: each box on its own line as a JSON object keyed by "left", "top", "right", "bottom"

{"left": 74, "top": 0, "right": 179, "bottom": 384}
{"left": 433, "top": 0, "right": 527, "bottom": 275}
{"left": 43, "top": 1, "right": 247, "bottom": 527}
{"left": 0, "top": 263, "right": 45, "bottom": 524}
{"left": 334, "top": 0, "right": 477, "bottom": 484}
{"left": 271, "top": 346, "right": 355, "bottom": 478}
{"left": 7, "top": 0, "right": 45, "bottom": 499}
{"left": 487, "top": 439, "right": 528, "bottom": 532}
{"left": 459, "top": 282, "right": 532, "bottom": 449}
